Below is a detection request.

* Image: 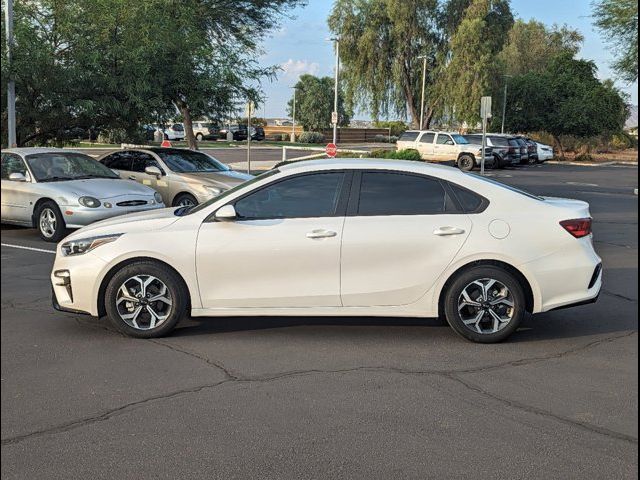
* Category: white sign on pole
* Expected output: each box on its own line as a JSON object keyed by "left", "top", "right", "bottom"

{"left": 480, "top": 96, "right": 492, "bottom": 120}
{"left": 480, "top": 96, "right": 492, "bottom": 176}
{"left": 331, "top": 111, "right": 338, "bottom": 125}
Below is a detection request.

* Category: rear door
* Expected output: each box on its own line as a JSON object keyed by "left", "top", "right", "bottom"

{"left": 416, "top": 132, "right": 436, "bottom": 160}
{"left": 340, "top": 171, "right": 472, "bottom": 306}
{"left": 101, "top": 152, "right": 135, "bottom": 180}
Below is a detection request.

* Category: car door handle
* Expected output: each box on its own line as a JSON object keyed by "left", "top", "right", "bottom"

{"left": 128, "top": 175, "right": 137, "bottom": 180}
{"left": 433, "top": 226, "right": 466, "bottom": 236}
{"left": 306, "top": 229, "right": 337, "bottom": 239}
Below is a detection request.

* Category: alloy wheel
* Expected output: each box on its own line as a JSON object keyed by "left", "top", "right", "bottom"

{"left": 177, "top": 197, "right": 196, "bottom": 207}
{"left": 115, "top": 275, "right": 173, "bottom": 330}
{"left": 457, "top": 278, "right": 514, "bottom": 334}
{"left": 39, "top": 208, "right": 57, "bottom": 238}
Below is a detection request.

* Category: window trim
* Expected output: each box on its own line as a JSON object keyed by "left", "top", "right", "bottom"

{"left": 346, "top": 169, "right": 464, "bottom": 217}
{"left": 223, "top": 170, "right": 354, "bottom": 221}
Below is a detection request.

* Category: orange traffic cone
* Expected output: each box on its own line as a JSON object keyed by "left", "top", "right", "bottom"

{"left": 161, "top": 139, "right": 172, "bottom": 148}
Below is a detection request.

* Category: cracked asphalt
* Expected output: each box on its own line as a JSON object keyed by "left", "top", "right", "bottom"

{"left": 1, "top": 162, "right": 638, "bottom": 479}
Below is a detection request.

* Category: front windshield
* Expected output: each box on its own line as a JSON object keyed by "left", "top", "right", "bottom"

{"left": 177, "top": 170, "right": 279, "bottom": 216}
{"left": 451, "top": 134, "right": 469, "bottom": 144}
{"left": 26, "top": 152, "right": 120, "bottom": 182}
{"left": 468, "top": 173, "right": 544, "bottom": 201}
{"left": 156, "top": 149, "right": 230, "bottom": 173}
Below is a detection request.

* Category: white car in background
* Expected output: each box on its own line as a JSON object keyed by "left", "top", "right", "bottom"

{"left": 534, "top": 141, "right": 555, "bottom": 162}
{"left": 153, "top": 123, "right": 185, "bottom": 141}
{"left": 51, "top": 158, "right": 602, "bottom": 343}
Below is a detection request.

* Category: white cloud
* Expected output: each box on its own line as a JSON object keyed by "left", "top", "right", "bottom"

{"left": 280, "top": 59, "right": 320, "bottom": 81}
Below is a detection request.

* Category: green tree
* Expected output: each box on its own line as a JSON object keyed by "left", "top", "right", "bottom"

{"left": 286, "top": 74, "right": 350, "bottom": 131}
{"left": 504, "top": 54, "right": 629, "bottom": 156}
{"left": 593, "top": 0, "right": 638, "bottom": 83}
{"left": 434, "top": 0, "right": 513, "bottom": 127}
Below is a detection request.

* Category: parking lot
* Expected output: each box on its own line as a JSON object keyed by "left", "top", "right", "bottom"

{"left": 1, "top": 162, "right": 638, "bottom": 479}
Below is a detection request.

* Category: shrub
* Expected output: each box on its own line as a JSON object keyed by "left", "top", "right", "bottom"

{"left": 297, "top": 131, "right": 325, "bottom": 144}
{"left": 369, "top": 148, "right": 422, "bottom": 161}
{"left": 610, "top": 133, "right": 632, "bottom": 150}
{"left": 374, "top": 120, "right": 408, "bottom": 137}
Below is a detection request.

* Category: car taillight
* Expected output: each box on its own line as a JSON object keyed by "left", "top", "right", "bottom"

{"left": 560, "top": 218, "right": 592, "bottom": 238}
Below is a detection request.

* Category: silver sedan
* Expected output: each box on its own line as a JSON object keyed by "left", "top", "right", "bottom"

{"left": 1, "top": 148, "right": 165, "bottom": 242}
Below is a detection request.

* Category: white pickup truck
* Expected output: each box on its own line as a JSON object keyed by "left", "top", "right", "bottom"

{"left": 396, "top": 130, "right": 494, "bottom": 171}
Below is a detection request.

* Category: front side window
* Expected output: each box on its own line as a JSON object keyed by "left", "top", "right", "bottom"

{"left": 155, "top": 149, "right": 229, "bottom": 173}
{"left": 26, "top": 153, "right": 119, "bottom": 182}
{"left": 1, "top": 154, "right": 28, "bottom": 179}
{"left": 357, "top": 172, "right": 447, "bottom": 215}
{"left": 234, "top": 172, "right": 345, "bottom": 219}
{"left": 436, "top": 134, "right": 453, "bottom": 145}
{"left": 131, "top": 152, "right": 161, "bottom": 173}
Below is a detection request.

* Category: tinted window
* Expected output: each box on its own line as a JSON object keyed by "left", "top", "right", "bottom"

{"left": 155, "top": 149, "right": 229, "bottom": 173}
{"left": 399, "top": 131, "right": 419, "bottom": 142}
{"left": 358, "top": 172, "right": 446, "bottom": 216}
{"left": 449, "top": 182, "right": 484, "bottom": 212}
{"left": 419, "top": 132, "right": 436, "bottom": 143}
{"left": 1, "top": 154, "right": 27, "bottom": 179}
{"left": 436, "top": 134, "right": 453, "bottom": 145}
{"left": 463, "top": 135, "right": 482, "bottom": 145}
{"left": 131, "top": 152, "right": 160, "bottom": 173}
{"left": 102, "top": 153, "right": 133, "bottom": 171}
{"left": 488, "top": 136, "right": 509, "bottom": 147}
{"left": 235, "top": 173, "right": 345, "bottom": 219}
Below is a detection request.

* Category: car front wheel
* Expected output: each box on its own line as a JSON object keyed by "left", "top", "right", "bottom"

{"left": 35, "top": 201, "right": 67, "bottom": 242}
{"left": 104, "top": 261, "right": 188, "bottom": 338}
{"left": 172, "top": 193, "right": 198, "bottom": 208}
{"left": 444, "top": 266, "right": 526, "bottom": 343}
{"left": 457, "top": 155, "right": 475, "bottom": 171}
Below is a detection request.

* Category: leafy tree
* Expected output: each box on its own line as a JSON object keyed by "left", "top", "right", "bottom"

{"left": 433, "top": 0, "right": 513, "bottom": 126}
{"left": 593, "top": 0, "right": 638, "bottom": 83}
{"left": 374, "top": 120, "right": 408, "bottom": 136}
{"left": 286, "top": 74, "right": 350, "bottom": 131}
{"left": 328, "top": 0, "right": 442, "bottom": 127}
{"left": 504, "top": 54, "right": 629, "bottom": 156}
{"left": 498, "top": 20, "right": 583, "bottom": 76}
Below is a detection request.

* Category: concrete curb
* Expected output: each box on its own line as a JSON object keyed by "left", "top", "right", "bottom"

{"left": 546, "top": 160, "right": 638, "bottom": 167}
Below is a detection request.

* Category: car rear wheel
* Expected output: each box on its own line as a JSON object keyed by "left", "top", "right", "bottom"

{"left": 457, "top": 155, "right": 475, "bottom": 171}
{"left": 444, "top": 266, "right": 526, "bottom": 343}
{"left": 196, "top": 133, "right": 204, "bottom": 141}
{"left": 35, "top": 201, "right": 67, "bottom": 242}
{"left": 104, "top": 261, "right": 188, "bottom": 338}
{"left": 172, "top": 193, "right": 198, "bottom": 208}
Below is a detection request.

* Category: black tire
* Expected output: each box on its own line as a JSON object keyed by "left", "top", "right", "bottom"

{"left": 34, "top": 201, "right": 67, "bottom": 242}
{"left": 196, "top": 133, "right": 204, "bottom": 141}
{"left": 104, "top": 261, "right": 188, "bottom": 338}
{"left": 457, "top": 154, "right": 475, "bottom": 171}
{"left": 172, "top": 193, "right": 198, "bottom": 208}
{"left": 444, "top": 265, "right": 526, "bottom": 343}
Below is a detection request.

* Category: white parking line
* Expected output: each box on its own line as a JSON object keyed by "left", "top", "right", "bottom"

{"left": 0, "top": 243, "right": 56, "bottom": 254}
{"left": 566, "top": 181, "right": 599, "bottom": 187}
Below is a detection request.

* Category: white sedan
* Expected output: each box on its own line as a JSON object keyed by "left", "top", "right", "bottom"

{"left": 51, "top": 159, "right": 602, "bottom": 343}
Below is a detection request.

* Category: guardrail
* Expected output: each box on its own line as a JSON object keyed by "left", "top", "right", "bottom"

{"left": 281, "top": 145, "right": 370, "bottom": 163}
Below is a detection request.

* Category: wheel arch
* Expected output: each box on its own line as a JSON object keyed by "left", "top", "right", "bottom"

{"left": 171, "top": 191, "right": 198, "bottom": 207}
{"left": 96, "top": 256, "right": 192, "bottom": 318}
{"left": 31, "top": 197, "right": 61, "bottom": 228}
{"left": 437, "top": 259, "right": 536, "bottom": 318}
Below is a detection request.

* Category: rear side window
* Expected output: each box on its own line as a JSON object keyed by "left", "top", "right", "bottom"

{"left": 101, "top": 152, "right": 133, "bottom": 170}
{"left": 419, "top": 132, "right": 436, "bottom": 143}
{"left": 234, "top": 172, "right": 345, "bottom": 219}
{"left": 448, "top": 182, "right": 486, "bottom": 213}
{"left": 399, "top": 131, "right": 419, "bottom": 142}
{"left": 357, "top": 172, "right": 446, "bottom": 216}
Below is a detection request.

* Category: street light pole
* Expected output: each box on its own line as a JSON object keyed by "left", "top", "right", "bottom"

{"left": 418, "top": 55, "right": 427, "bottom": 130}
{"left": 331, "top": 37, "right": 340, "bottom": 145}
{"left": 291, "top": 87, "right": 297, "bottom": 143}
{"left": 501, "top": 75, "right": 511, "bottom": 134}
{"left": 4, "top": 0, "right": 16, "bottom": 147}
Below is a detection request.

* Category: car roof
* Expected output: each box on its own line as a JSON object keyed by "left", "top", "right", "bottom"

{"left": 403, "top": 130, "right": 460, "bottom": 135}
{"left": 1, "top": 147, "right": 93, "bottom": 157}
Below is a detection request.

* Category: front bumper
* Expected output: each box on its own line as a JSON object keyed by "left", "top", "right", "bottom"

{"left": 61, "top": 202, "right": 164, "bottom": 228}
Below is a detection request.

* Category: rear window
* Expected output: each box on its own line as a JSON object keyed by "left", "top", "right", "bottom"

{"left": 468, "top": 173, "right": 543, "bottom": 201}
{"left": 398, "top": 131, "right": 419, "bottom": 142}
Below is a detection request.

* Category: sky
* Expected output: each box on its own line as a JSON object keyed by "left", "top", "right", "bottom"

{"left": 257, "top": 0, "right": 638, "bottom": 120}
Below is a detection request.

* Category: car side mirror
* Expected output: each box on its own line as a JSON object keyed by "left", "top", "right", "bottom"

{"left": 8, "top": 172, "right": 27, "bottom": 182}
{"left": 145, "top": 166, "right": 163, "bottom": 178}
{"left": 446, "top": 140, "right": 454, "bottom": 145}
{"left": 214, "top": 204, "right": 237, "bottom": 221}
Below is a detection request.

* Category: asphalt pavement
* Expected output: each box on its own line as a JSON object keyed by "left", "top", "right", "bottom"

{"left": 1, "top": 162, "right": 638, "bottom": 479}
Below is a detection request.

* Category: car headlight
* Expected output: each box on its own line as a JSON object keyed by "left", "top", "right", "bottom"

{"left": 204, "top": 185, "right": 224, "bottom": 196}
{"left": 61, "top": 234, "right": 123, "bottom": 257}
{"left": 78, "top": 196, "right": 101, "bottom": 208}
{"left": 154, "top": 192, "right": 163, "bottom": 204}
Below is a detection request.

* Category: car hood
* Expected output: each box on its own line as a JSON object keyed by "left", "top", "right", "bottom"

{"left": 178, "top": 170, "right": 253, "bottom": 188}
{"left": 47, "top": 178, "right": 155, "bottom": 199}
{"left": 63, "top": 207, "right": 180, "bottom": 241}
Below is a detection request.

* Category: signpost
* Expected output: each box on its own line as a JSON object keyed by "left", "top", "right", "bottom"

{"left": 326, "top": 143, "right": 338, "bottom": 158}
{"left": 246, "top": 101, "right": 254, "bottom": 174}
{"left": 480, "top": 96, "right": 492, "bottom": 176}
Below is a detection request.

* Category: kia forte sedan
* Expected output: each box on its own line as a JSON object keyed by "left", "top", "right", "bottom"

{"left": 1, "top": 148, "right": 164, "bottom": 242}
{"left": 51, "top": 159, "right": 602, "bottom": 343}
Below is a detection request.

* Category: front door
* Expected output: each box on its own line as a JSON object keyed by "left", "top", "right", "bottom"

{"left": 196, "top": 171, "right": 351, "bottom": 308}
{"left": 434, "top": 133, "right": 457, "bottom": 161}
{"left": 341, "top": 171, "right": 471, "bottom": 306}
{"left": 1, "top": 153, "right": 33, "bottom": 223}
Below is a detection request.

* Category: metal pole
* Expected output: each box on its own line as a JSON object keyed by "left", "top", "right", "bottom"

{"left": 332, "top": 38, "right": 340, "bottom": 145}
{"left": 501, "top": 76, "right": 509, "bottom": 134}
{"left": 481, "top": 116, "right": 487, "bottom": 176}
{"left": 292, "top": 88, "right": 296, "bottom": 143}
{"left": 5, "top": 0, "right": 16, "bottom": 147}
{"left": 247, "top": 102, "right": 251, "bottom": 174}
{"left": 419, "top": 55, "right": 427, "bottom": 130}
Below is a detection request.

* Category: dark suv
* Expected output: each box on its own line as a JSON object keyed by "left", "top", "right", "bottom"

{"left": 463, "top": 134, "right": 521, "bottom": 168}
{"left": 251, "top": 126, "right": 265, "bottom": 141}
{"left": 219, "top": 124, "right": 248, "bottom": 141}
